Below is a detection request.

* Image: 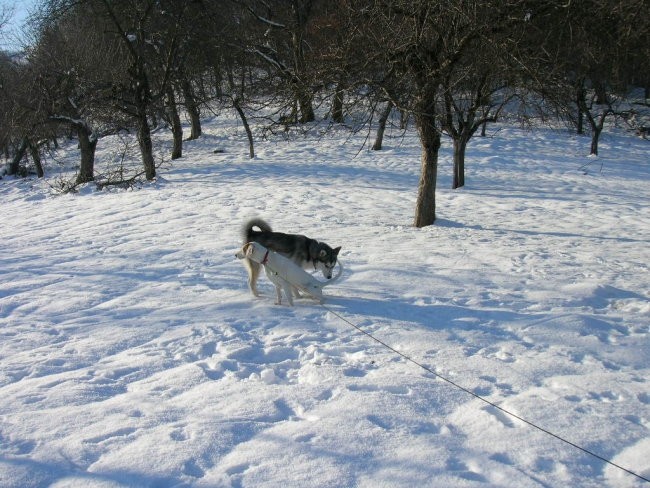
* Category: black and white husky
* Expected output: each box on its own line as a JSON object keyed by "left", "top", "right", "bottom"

{"left": 241, "top": 218, "right": 341, "bottom": 298}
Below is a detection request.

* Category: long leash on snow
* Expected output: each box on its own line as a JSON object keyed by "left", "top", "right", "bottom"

{"left": 235, "top": 243, "right": 648, "bottom": 483}
{"left": 319, "top": 304, "right": 650, "bottom": 484}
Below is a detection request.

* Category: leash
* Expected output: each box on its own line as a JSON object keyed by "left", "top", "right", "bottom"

{"left": 318, "top": 302, "right": 650, "bottom": 484}
{"left": 242, "top": 244, "right": 649, "bottom": 483}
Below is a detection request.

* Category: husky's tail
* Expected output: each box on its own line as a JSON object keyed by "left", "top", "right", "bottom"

{"left": 242, "top": 218, "right": 272, "bottom": 243}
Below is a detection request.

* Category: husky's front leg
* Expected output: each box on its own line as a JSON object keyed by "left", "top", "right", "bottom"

{"left": 245, "top": 259, "right": 261, "bottom": 297}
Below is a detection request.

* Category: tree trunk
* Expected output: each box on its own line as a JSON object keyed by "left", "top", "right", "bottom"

{"left": 234, "top": 98, "right": 254, "bottom": 159}
{"left": 182, "top": 79, "right": 202, "bottom": 140}
{"left": 28, "top": 141, "right": 44, "bottom": 178}
{"left": 76, "top": 124, "right": 97, "bottom": 184}
{"left": 137, "top": 111, "right": 156, "bottom": 180}
{"left": 587, "top": 109, "right": 608, "bottom": 156}
{"left": 1, "top": 135, "right": 9, "bottom": 159}
{"left": 332, "top": 83, "right": 345, "bottom": 123}
{"left": 577, "top": 109, "right": 584, "bottom": 135}
{"left": 290, "top": 25, "right": 315, "bottom": 124}
{"left": 131, "top": 63, "right": 156, "bottom": 180}
{"left": 414, "top": 111, "right": 440, "bottom": 227}
{"left": 8, "top": 138, "right": 28, "bottom": 176}
{"left": 576, "top": 86, "right": 586, "bottom": 135}
{"left": 213, "top": 65, "right": 224, "bottom": 100}
{"left": 590, "top": 127, "right": 601, "bottom": 155}
{"left": 297, "top": 88, "right": 315, "bottom": 123}
{"left": 452, "top": 136, "right": 468, "bottom": 189}
{"left": 372, "top": 101, "right": 393, "bottom": 151}
{"left": 400, "top": 110, "right": 409, "bottom": 130}
{"left": 594, "top": 82, "right": 607, "bottom": 105}
{"left": 167, "top": 87, "right": 183, "bottom": 160}
{"left": 576, "top": 87, "right": 607, "bottom": 156}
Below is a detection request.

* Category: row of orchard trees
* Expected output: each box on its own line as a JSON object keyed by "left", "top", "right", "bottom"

{"left": 1, "top": 0, "right": 647, "bottom": 226}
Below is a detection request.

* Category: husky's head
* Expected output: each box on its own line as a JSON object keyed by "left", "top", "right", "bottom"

{"left": 314, "top": 245, "right": 341, "bottom": 279}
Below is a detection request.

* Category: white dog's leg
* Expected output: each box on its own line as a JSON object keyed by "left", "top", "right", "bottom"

{"left": 284, "top": 282, "right": 294, "bottom": 306}
{"left": 274, "top": 285, "right": 283, "bottom": 305}
{"left": 265, "top": 266, "right": 292, "bottom": 306}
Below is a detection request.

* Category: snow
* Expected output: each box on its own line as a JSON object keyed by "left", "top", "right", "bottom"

{"left": 1, "top": 113, "right": 649, "bottom": 487}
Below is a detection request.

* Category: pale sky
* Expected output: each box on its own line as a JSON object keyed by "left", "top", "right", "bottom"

{"left": 1, "top": 0, "right": 38, "bottom": 50}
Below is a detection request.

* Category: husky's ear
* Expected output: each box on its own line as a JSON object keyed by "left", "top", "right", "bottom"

{"left": 319, "top": 249, "right": 328, "bottom": 258}
{"left": 333, "top": 246, "right": 341, "bottom": 256}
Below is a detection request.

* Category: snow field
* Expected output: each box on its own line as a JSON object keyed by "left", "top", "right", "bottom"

{"left": 1, "top": 114, "right": 649, "bottom": 487}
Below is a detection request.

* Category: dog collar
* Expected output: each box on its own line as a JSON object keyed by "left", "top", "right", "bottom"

{"left": 262, "top": 250, "right": 270, "bottom": 265}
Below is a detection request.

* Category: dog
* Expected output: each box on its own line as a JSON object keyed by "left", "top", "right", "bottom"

{"left": 241, "top": 218, "right": 341, "bottom": 299}
{"left": 236, "top": 243, "right": 295, "bottom": 305}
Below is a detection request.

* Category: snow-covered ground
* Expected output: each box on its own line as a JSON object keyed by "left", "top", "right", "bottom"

{"left": 1, "top": 113, "right": 649, "bottom": 487}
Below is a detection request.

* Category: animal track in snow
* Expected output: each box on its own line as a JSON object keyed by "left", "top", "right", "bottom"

{"left": 83, "top": 427, "right": 138, "bottom": 445}
{"left": 637, "top": 392, "right": 650, "bottom": 404}
{"left": 482, "top": 405, "right": 518, "bottom": 428}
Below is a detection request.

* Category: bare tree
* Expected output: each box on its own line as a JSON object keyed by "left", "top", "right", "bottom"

{"left": 0, "top": 4, "right": 11, "bottom": 39}
{"left": 244, "top": 0, "right": 321, "bottom": 124}
{"left": 27, "top": 3, "right": 131, "bottom": 183}
{"left": 441, "top": 76, "right": 518, "bottom": 189}
{"left": 0, "top": 45, "right": 54, "bottom": 178}
{"left": 81, "top": 0, "right": 193, "bottom": 180}
{"left": 164, "top": 84, "right": 183, "bottom": 159}
{"left": 537, "top": 0, "right": 649, "bottom": 155}
{"left": 371, "top": 100, "right": 394, "bottom": 151}
{"left": 0, "top": 50, "right": 14, "bottom": 162}
{"left": 341, "top": 0, "right": 540, "bottom": 226}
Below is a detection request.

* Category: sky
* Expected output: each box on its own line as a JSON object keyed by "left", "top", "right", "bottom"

{"left": 0, "top": 0, "right": 37, "bottom": 50}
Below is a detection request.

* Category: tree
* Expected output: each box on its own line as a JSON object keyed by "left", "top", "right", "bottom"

{"left": 81, "top": 0, "right": 192, "bottom": 180}
{"left": 0, "top": 50, "right": 15, "bottom": 162}
{"left": 0, "top": 4, "right": 11, "bottom": 40}
{"left": 371, "top": 100, "right": 394, "bottom": 151}
{"left": 538, "top": 0, "right": 649, "bottom": 155}
{"left": 97, "top": 0, "right": 159, "bottom": 180}
{"left": 27, "top": 4, "right": 129, "bottom": 184}
{"left": 0, "top": 45, "right": 54, "bottom": 178}
{"left": 342, "top": 0, "right": 539, "bottom": 226}
{"left": 155, "top": 0, "right": 209, "bottom": 148}
{"left": 440, "top": 68, "right": 518, "bottom": 189}
{"left": 245, "top": 0, "right": 321, "bottom": 124}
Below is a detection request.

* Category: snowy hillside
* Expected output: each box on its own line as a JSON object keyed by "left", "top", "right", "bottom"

{"left": 1, "top": 114, "right": 649, "bottom": 487}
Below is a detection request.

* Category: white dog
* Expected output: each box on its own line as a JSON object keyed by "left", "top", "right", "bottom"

{"left": 236, "top": 243, "right": 294, "bottom": 305}
{"left": 236, "top": 242, "right": 330, "bottom": 306}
